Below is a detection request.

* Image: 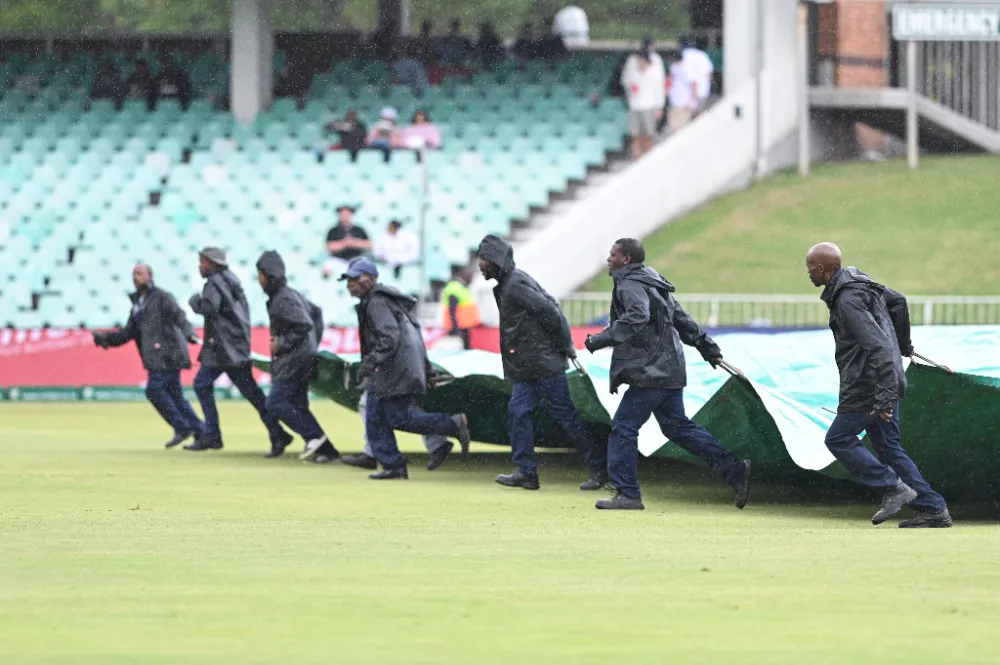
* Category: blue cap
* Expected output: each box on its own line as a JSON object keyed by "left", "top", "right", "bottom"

{"left": 339, "top": 257, "right": 379, "bottom": 280}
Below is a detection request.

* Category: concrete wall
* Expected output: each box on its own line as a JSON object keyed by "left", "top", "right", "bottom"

{"left": 231, "top": 0, "right": 273, "bottom": 123}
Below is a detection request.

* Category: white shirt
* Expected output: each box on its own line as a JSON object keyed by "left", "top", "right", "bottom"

{"left": 620, "top": 53, "right": 666, "bottom": 112}
{"left": 373, "top": 228, "right": 421, "bottom": 266}
{"left": 682, "top": 47, "right": 714, "bottom": 102}
{"left": 554, "top": 6, "right": 589, "bottom": 45}
{"left": 669, "top": 60, "right": 696, "bottom": 110}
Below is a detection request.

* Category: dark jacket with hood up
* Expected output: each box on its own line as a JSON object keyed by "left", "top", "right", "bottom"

{"left": 821, "top": 266, "right": 912, "bottom": 413}
{"left": 256, "top": 251, "right": 324, "bottom": 383}
{"left": 357, "top": 283, "right": 434, "bottom": 398}
{"left": 189, "top": 268, "right": 252, "bottom": 368}
{"left": 100, "top": 284, "right": 195, "bottom": 373}
{"left": 588, "top": 264, "right": 721, "bottom": 394}
{"left": 478, "top": 235, "right": 575, "bottom": 383}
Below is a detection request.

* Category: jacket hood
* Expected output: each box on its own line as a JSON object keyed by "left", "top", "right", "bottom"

{"left": 368, "top": 283, "right": 418, "bottom": 311}
{"left": 256, "top": 251, "right": 287, "bottom": 296}
{"left": 478, "top": 234, "right": 515, "bottom": 274}
{"left": 216, "top": 267, "right": 242, "bottom": 290}
{"left": 823, "top": 266, "right": 883, "bottom": 303}
{"left": 612, "top": 264, "right": 676, "bottom": 294}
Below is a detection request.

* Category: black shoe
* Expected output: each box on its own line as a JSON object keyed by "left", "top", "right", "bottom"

{"left": 452, "top": 413, "right": 471, "bottom": 455}
{"left": 579, "top": 474, "right": 609, "bottom": 491}
{"left": 184, "top": 438, "right": 223, "bottom": 451}
{"left": 732, "top": 459, "right": 752, "bottom": 509}
{"left": 595, "top": 492, "right": 645, "bottom": 510}
{"left": 369, "top": 467, "right": 408, "bottom": 480}
{"left": 164, "top": 430, "right": 197, "bottom": 449}
{"left": 495, "top": 469, "right": 540, "bottom": 490}
{"left": 340, "top": 453, "right": 378, "bottom": 470}
{"left": 872, "top": 482, "right": 918, "bottom": 525}
{"left": 265, "top": 435, "right": 295, "bottom": 458}
{"left": 426, "top": 441, "right": 454, "bottom": 471}
{"left": 899, "top": 509, "right": 953, "bottom": 529}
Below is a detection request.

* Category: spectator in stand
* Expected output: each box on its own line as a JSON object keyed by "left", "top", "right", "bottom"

{"left": 367, "top": 106, "right": 400, "bottom": 159}
{"left": 323, "top": 204, "right": 372, "bottom": 278}
{"left": 681, "top": 37, "right": 715, "bottom": 114}
{"left": 398, "top": 109, "right": 442, "bottom": 151}
{"left": 127, "top": 60, "right": 157, "bottom": 111}
{"left": 436, "top": 18, "right": 474, "bottom": 66}
{"left": 620, "top": 37, "right": 667, "bottom": 161}
{"left": 370, "top": 19, "right": 399, "bottom": 61}
{"left": 325, "top": 109, "right": 367, "bottom": 162}
{"left": 156, "top": 59, "right": 192, "bottom": 110}
{"left": 668, "top": 49, "right": 699, "bottom": 135}
{"left": 513, "top": 22, "right": 537, "bottom": 61}
{"left": 91, "top": 58, "right": 126, "bottom": 108}
{"left": 477, "top": 22, "right": 506, "bottom": 66}
{"left": 535, "top": 17, "right": 569, "bottom": 61}
{"left": 417, "top": 19, "right": 438, "bottom": 64}
{"left": 554, "top": 5, "right": 590, "bottom": 47}
{"left": 373, "top": 220, "right": 421, "bottom": 279}
{"left": 392, "top": 43, "right": 429, "bottom": 95}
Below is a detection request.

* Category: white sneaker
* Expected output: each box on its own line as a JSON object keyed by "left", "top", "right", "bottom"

{"left": 299, "top": 436, "right": 328, "bottom": 461}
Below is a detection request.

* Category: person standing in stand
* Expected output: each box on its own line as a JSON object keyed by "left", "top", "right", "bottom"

{"left": 620, "top": 37, "right": 666, "bottom": 160}
{"left": 438, "top": 268, "right": 481, "bottom": 350}
{"left": 188, "top": 247, "right": 294, "bottom": 456}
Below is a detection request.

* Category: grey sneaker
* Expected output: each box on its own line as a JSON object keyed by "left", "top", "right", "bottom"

{"left": 872, "top": 482, "right": 918, "bottom": 525}
{"left": 899, "top": 509, "right": 953, "bottom": 529}
{"left": 595, "top": 493, "right": 645, "bottom": 510}
{"left": 299, "top": 435, "right": 329, "bottom": 461}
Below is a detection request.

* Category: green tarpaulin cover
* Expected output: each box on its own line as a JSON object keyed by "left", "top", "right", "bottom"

{"left": 254, "top": 326, "right": 1000, "bottom": 500}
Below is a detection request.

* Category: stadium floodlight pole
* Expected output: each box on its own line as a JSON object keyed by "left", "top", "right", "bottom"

{"left": 907, "top": 39, "right": 918, "bottom": 170}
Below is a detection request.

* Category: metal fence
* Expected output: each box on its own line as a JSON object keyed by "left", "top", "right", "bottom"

{"left": 561, "top": 293, "right": 1000, "bottom": 328}
{"left": 896, "top": 40, "right": 1000, "bottom": 131}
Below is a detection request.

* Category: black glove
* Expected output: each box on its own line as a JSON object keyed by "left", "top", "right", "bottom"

{"left": 92, "top": 331, "right": 108, "bottom": 349}
{"left": 584, "top": 335, "right": 597, "bottom": 354}
{"left": 900, "top": 344, "right": 914, "bottom": 357}
{"left": 700, "top": 347, "right": 723, "bottom": 368}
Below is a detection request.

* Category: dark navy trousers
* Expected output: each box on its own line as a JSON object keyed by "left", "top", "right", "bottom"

{"left": 145, "top": 370, "right": 203, "bottom": 436}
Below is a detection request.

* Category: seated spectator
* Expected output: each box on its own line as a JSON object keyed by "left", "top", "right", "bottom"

{"left": 325, "top": 109, "right": 367, "bottom": 162}
{"left": 398, "top": 109, "right": 442, "bottom": 151}
{"left": 435, "top": 18, "right": 474, "bottom": 66}
{"left": 477, "top": 22, "right": 506, "bottom": 66}
{"left": 367, "top": 107, "right": 400, "bottom": 161}
{"left": 535, "top": 17, "right": 569, "bottom": 61}
{"left": 513, "top": 22, "right": 537, "bottom": 61}
{"left": 554, "top": 5, "right": 590, "bottom": 47}
{"left": 373, "top": 220, "right": 421, "bottom": 278}
{"left": 126, "top": 60, "right": 157, "bottom": 111}
{"left": 392, "top": 43, "right": 429, "bottom": 94}
{"left": 91, "top": 59, "right": 126, "bottom": 108}
{"left": 323, "top": 205, "right": 372, "bottom": 278}
{"left": 156, "top": 60, "right": 192, "bottom": 110}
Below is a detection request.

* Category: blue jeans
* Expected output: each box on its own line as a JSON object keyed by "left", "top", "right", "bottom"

{"left": 266, "top": 380, "right": 325, "bottom": 442}
{"left": 194, "top": 365, "right": 290, "bottom": 445}
{"left": 608, "top": 386, "right": 742, "bottom": 499}
{"left": 508, "top": 373, "right": 606, "bottom": 477}
{"left": 825, "top": 403, "right": 947, "bottom": 512}
{"left": 146, "top": 370, "right": 203, "bottom": 436}
{"left": 366, "top": 390, "right": 458, "bottom": 470}
{"left": 358, "top": 391, "right": 446, "bottom": 456}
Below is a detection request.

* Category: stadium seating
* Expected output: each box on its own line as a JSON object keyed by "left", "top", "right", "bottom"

{"left": 0, "top": 51, "right": 626, "bottom": 328}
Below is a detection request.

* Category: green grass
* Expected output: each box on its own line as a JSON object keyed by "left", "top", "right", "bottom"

{"left": 1, "top": 402, "right": 998, "bottom": 664}
{"left": 586, "top": 156, "right": 1000, "bottom": 295}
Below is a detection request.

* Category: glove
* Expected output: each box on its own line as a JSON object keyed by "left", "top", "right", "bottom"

{"left": 699, "top": 347, "right": 723, "bottom": 368}
{"left": 584, "top": 335, "right": 597, "bottom": 354}
{"left": 900, "top": 344, "right": 914, "bottom": 357}
{"left": 92, "top": 331, "right": 108, "bottom": 349}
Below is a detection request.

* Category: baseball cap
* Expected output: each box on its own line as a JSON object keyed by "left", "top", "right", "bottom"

{"left": 339, "top": 257, "right": 379, "bottom": 280}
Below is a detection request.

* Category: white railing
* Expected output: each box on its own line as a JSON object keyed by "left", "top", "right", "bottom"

{"left": 561, "top": 293, "right": 1000, "bottom": 328}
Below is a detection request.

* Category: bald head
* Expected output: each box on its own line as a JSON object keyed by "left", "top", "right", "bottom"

{"left": 132, "top": 264, "right": 153, "bottom": 291}
{"left": 805, "top": 242, "right": 842, "bottom": 288}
